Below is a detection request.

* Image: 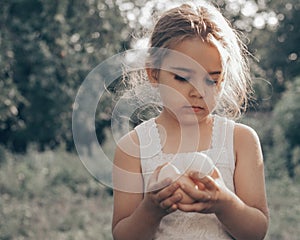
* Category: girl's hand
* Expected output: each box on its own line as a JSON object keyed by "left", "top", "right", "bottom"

{"left": 143, "top": 165, "right": 183, "bottom": 218}
{"left": 177, "top": 168, "right": 233, "bottom": 214}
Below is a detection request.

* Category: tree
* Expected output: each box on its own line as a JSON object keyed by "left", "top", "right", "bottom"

{"left": 0, "top": 0, "right": 131, "bottom": 152}
{"left": 247, "top": 0, "right": 300, "bottom": 107}
{"left": 273, "top": 77, "right": 300, "bottom": 178}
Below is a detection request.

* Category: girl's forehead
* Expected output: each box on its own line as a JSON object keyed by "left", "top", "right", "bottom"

{"left": 161, "top": 38, "right": 222, "bottom": 74}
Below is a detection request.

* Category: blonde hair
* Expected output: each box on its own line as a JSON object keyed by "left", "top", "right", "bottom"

{"left": 128, "top": 1, "right": 253, "bottom": 120}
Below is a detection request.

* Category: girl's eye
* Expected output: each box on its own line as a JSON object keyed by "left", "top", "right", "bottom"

{"left": 174, "top": 74, "right": 190, "bottom": 82}
{"left": 205, "top": 76, "right": 218, "bottom": 86}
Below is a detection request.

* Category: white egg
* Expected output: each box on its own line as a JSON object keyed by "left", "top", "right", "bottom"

{"left": 157, "top": 163, "right": 181, "bottom": 182}
{"left": 157, "top": 162, "right": 198, "bottom": 204}
{"left": 187, "top": 152, "right": 215, "bottom": 178}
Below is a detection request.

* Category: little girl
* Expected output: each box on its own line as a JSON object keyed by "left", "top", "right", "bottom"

{"left": 112, "top": 2, "right": 269, "bottom": 240}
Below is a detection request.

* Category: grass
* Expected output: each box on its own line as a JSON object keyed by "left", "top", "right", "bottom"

{"left": 0, "top": 146, "right": 113, "bottom": 240}
{"left": 265, "top": 178, "right": 300, "bottom": 240}
{"left": 0, "top": 143, "right": 299, "bottom": 239}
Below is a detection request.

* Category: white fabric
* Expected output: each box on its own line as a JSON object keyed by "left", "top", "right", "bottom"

{"left": 134, "top": 115, "right": 235, "bottom": 240}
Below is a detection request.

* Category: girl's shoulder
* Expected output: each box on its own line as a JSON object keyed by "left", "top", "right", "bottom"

{"left": 116, "top": 129, "right": 140, "bottom": 159}
{"left": 114, "top": 129, "right": 142, "bottom": 176}
{"left": 233, "top": 122, "right": 260, "bottom": 144}
{"left": 116, "top": 118, "right": 158, "bottom": 158}
{"left": 233, "top": 122, "right": 262, "bottom": 162}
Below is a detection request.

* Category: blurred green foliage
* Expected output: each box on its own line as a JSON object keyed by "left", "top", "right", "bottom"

{"left": 272, "top": 77, "right": 300, "bottom": 178}
{"left": 0, "top": 0, "right": 130, "bottom": 152}
{"left": 247, "top": 0, "right": 300, "bottom": 108}
{"left": 0, "top": 146, "right": 114, "bottom": 239}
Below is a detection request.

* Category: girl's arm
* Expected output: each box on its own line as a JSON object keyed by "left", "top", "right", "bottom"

{"left": 112, "top": 131, "right": 182, "bottom": 240}
{"left": 177, "top": 124, "right": 269, "bottom": 240}
{"left": 217, "top": 123, "right": 269, "bottom": 239}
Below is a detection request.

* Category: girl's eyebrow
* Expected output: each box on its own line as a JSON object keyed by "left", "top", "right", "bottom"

{"left": 169, "top": 66, "right": 195, "bottom": 74}
{"left": 169, "top": 67, "right": 222, "bottom": 76}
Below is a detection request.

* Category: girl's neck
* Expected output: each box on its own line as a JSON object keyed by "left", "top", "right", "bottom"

{"left": 156, "top": 110, "right": 213, "bottom": 130}
{"left": 155, "top": 112, "right": 214, "bottom": 154}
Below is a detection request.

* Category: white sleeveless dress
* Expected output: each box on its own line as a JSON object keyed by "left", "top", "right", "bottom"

{"left": 134, "top": 115, "right": 236, "bottom": 240}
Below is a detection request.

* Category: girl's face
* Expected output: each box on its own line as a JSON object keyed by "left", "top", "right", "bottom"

{"left": 148, "top": 38, "right": 223, "bottom": 125}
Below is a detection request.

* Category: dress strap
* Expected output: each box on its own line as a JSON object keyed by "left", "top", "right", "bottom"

{"left": 211, "top": 115, "right": 235, "bottom": 171}
{"left": 134, "top": 118, "right": 161, "bottom": 159}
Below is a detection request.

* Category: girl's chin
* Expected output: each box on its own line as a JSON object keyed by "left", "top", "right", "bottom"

{"left": 161, "top": 108, "right": 210, "bottom": 125}
{"left": 177, "top": 113, "right": 209, "bottom": 125}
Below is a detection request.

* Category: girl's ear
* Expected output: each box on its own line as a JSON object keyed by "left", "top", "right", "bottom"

{"left": 146, "top": 68, "right": 159, "bottom": 87}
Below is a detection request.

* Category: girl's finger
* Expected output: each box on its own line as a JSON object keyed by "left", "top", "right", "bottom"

{"left": 198, "top": 176, "right": 218, "bottom": 191}
{"left": 194, "top": 181, "right": 206, "bottom": 190}
{"left": 148, "top": 177, "right": 172, "bottom": 193}
{"left": 189, "top": 172, "right": 218, "bottom": 191}
{"left": 177, "top": 202, "right": 207, "bottom": 213}
{"left": 179, "top": 181, "right": 211, "bottom": 201}
{"left": 159, "top": 192, "right": 182, "bottom": 210}
{"left": 165, "top": 204, "right": 178, "bottom": 214}
{"left": 155, "top": 182, "right": 180, "bottom": 202}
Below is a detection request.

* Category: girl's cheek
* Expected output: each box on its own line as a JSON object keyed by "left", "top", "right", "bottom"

{"left": 204, "top": 96, "right": 218, "bottom": 112}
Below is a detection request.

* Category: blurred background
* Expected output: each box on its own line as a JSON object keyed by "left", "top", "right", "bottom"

{"left": 0, "top": 0, "right": 299, "bottom": 239}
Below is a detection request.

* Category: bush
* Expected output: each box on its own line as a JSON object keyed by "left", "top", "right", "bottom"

{"left": 0, "top": 146, "right": 113, "bottom": 239}
{"left": 0, "top": 0, "right": 130, "bottom": 152}
{"left": 273, "top": 77, "right": 300, "bottom": 178}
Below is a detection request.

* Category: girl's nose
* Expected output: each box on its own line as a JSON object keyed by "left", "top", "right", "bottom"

{"left": 189, "top": 81, "right": 205, "bottom": 98}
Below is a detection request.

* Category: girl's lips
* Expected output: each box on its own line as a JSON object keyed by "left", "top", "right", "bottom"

{"left": 191, "top": 106, "right": 203, "bottom": 112}
{"left": 183, "top": 106, "right": 205, "bottom": 113}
